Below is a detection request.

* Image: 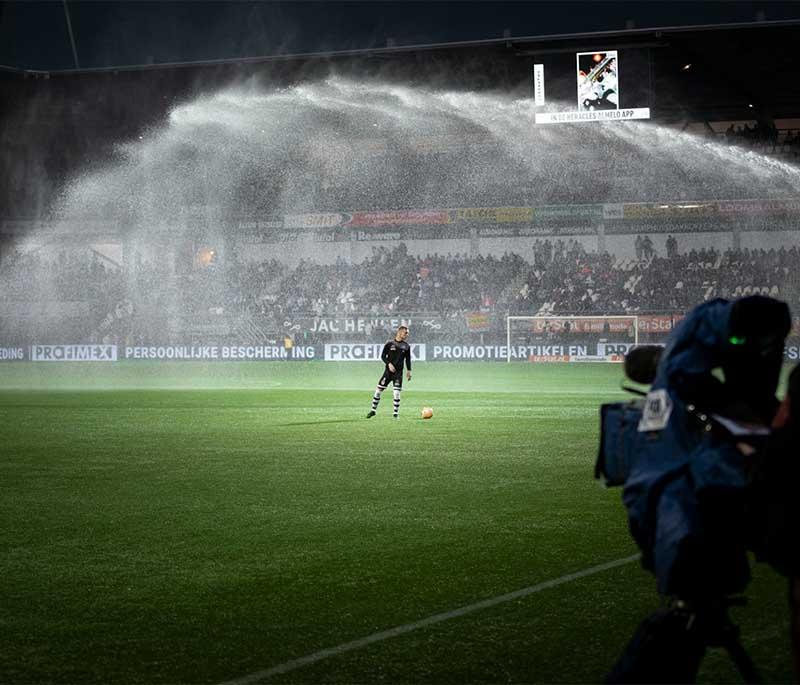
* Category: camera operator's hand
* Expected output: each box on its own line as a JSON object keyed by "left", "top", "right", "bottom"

{"left": 736, "top": 442, "right": 756, "bottom": 457}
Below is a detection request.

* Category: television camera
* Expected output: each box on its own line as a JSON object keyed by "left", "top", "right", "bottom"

{"left": 595, "top": 296, "right": 792, "bottom": 683}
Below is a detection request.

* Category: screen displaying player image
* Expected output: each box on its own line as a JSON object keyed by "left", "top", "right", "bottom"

{"left": 577, "top": 51, "right": 619, "bottom": 111}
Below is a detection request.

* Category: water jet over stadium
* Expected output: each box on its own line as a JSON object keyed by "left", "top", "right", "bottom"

{"left": 6, "top": 65, "right": 800, "bottom": 369}
{"left": 2, "top": 12, "right": 800, "bottom": 684}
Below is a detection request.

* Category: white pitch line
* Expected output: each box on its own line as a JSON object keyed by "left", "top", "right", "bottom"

{"left": 219, "top": 553, "right": 641, "bottom": 685}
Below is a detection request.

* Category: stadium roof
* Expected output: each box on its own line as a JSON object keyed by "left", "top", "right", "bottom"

{"left": 3, "top": 0, "right": 800, "bottom": 72}
{"left": 0, "top": 18, "right": 798, "bottom": 79}
{"left": 3, "top": 13, "right": 800, "bottom": 125}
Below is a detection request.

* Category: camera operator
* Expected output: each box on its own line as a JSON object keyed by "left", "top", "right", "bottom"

{"left": 749, "top": 364, "right": 800, "bottom": 679}
{"left": 625, "top": 296, "right": 789, "bottom": 600}
{"left": 601, "top": 295, "right": 792, "bottom": 683}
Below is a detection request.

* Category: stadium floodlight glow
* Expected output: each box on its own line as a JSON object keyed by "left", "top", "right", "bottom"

{"left": 505, "top": 315, "right": 640, "bottom": 363}
{"left": 682, "top": 63, "right": 692, "bottom": 71}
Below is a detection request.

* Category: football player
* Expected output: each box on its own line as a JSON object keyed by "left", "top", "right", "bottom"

{"left": 366, "top": 325, "right": 412, "bottom": 419}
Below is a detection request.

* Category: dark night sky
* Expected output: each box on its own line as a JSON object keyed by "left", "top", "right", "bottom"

{"left": 2, "top": 1, "right": 800, "bottom": 71}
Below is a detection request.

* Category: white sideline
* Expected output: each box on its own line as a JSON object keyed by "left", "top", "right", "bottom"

{"left": 218, "top": 553, "right": 641, "bottom": 685}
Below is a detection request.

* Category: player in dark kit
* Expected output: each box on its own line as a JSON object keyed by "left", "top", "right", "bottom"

{"left": 366, "top": 325, "right": 412, "bottom": 419}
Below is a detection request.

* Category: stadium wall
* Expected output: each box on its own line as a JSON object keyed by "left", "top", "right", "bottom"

{"left": 236, "top": 228, "right": 780, "bottom": 264}
{"left": 603, "top": 231, "right": 736, "bottom": 258}
{"left": 475, "top": 235, "right": 597, "bottom": 258}
{"left": 18, "top": 227, "right": 789, "bottom": 267}
{"left": 241, "top": 239, "right": 350, "bottom": 266}
{"left": 239, "top": 238, "right": 478, "bottom": 265}
{"left": 739, "top": 229, "right": 800, "bottom": 251}
{"left": 5, "top": 226, "right": 798, "bottom": 271}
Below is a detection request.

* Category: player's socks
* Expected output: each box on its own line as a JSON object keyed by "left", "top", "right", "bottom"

{"left": 371, "top": 385, "right": 386, "bottom": 413}
{"left": 392, "top": 387, "right": 401, "bottom": 418}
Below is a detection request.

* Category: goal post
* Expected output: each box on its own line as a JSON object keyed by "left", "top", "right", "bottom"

{"left": 505, "top": 315, "right": 639, "bottom": 363}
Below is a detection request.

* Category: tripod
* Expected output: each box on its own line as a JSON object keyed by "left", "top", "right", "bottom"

{"left": 679, "top": 597, "right": 762, "bottom": 683}
{"left": 606, "top": 596, "right": 762, "bottom": 684}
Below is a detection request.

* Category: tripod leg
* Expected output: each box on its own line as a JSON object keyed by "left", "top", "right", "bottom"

{"left": 606, "top": 608, "right": 705, "bottom": 683}
{"left": 723, "top": 637, "right": 763, "bottom": 685}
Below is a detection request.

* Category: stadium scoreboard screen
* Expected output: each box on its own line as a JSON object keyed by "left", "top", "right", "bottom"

{"left": 532, "top": 48, "right": 651, "bottom": 124}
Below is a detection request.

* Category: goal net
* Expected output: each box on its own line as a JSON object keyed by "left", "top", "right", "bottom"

{"left": 505, "top": 315, "right": 639, "bottom": 363}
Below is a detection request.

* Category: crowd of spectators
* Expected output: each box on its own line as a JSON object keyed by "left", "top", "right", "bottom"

{"left": 723, "top": 122, "right": 800, "bottom": 157}
{"left": 0, "top": 249, "right": 120, "bottom": 304}
{"left": 2, "top": 238, "right": 799, "bottom": 345}
{"left": 514, "top": 241, "right": 799, "bottom": 319}
{"left": 0, "top": 249, "right": 125, "bottom": 344}
{"left": 227, "top": 240, "right": 800, "bottom": 324}
{"left": 229, "top": 244, "right": 528, "bottom": 320}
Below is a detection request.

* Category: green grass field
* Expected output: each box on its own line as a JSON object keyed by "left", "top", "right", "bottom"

{"left": 0, "top": 362, "right": 793, "bottom": 683}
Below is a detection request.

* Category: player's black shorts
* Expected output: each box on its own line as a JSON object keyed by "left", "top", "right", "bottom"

{"left": 378, "top": 368, "right": 403, "bottom": 389}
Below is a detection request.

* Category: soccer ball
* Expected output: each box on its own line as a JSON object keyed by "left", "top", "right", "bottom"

{"left": 421, "top": 407, "right": 433, "bottom": 419}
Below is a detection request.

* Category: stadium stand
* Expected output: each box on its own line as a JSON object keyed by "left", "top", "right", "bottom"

{"left": 2, "top": 238, "right": 798, "bottom": 346}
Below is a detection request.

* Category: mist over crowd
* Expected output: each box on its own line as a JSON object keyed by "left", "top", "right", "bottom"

{"left": 2, "top": 234, "right": 799, "bottom": 348}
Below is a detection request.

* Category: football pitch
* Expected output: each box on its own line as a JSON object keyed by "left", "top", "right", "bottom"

{"left": 0, "top": 362, "right": 793, "bottom": 683}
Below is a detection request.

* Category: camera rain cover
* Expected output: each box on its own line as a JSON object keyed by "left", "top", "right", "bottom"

{"left": 597, "top": 400, "right": 644, "bottom": 486}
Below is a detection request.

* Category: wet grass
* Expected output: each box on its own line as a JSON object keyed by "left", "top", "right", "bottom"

{"left": 0, "top": 362, "right": 792, "bottom": 683}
